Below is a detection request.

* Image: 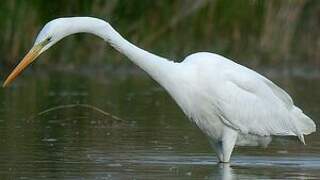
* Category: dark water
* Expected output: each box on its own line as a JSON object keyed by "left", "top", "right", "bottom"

{"left": 0, "top": 69, "right": 319, "bottom": 179}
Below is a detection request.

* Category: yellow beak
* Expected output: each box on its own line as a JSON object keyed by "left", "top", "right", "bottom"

{"left": 3, "top": 44, "right": 43, "bottom": 87}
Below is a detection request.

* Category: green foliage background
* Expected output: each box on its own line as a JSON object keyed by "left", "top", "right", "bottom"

{"left": 0, "top": 0, "right": 319, "bottom": 71}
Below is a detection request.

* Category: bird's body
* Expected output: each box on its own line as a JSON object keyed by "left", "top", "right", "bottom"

{"left": 3, "top": 17, "right": 316, "bottom": 163}
{"left": 162, "top": 52, "right": 315, "bottom": 162}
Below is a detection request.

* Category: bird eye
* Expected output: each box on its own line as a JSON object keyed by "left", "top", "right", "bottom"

{"left": 47, "top": 37, "right": 52, "bottom": 42}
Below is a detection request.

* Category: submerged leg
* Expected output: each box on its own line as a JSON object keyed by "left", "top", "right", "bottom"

{"left": 220, "top": 127, "right": 238, "bottom": 163}
{"left": 209, "top": 127, "right": 238, "bottom": 163}
{"left": 209, "top": 140, "right": 224, "bottom": 162}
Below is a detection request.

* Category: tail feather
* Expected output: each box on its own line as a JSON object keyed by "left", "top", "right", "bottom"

{"left": 298, "top": 134, "right": 305, "bottom": 145}
{"left": 291, "top": 107, "right": 316, "bottom": 137}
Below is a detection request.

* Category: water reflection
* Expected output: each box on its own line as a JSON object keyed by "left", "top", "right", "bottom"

{"left": 209, "top": 156, "right": 320, "bottom": 179}
{"left": 0, "top": 70, "right": 319, "bottom": 179}
{"left": 213, "top": 164, "right": 235, "bottom": 180}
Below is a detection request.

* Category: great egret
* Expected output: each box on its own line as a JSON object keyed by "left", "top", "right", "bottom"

{"left": 3, "top": 17, "right": 316, "bottom": 163}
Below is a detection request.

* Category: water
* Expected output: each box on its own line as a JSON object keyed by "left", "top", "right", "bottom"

{"left": 0, "top": 69, "right": 319, "bottom": 179}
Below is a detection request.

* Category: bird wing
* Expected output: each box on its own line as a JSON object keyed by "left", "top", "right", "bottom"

{"left": 257, "top": 74, "right": 294, "bottom": 109}
{"left": 211, "top": 67, "right": 302, "bottom": 136}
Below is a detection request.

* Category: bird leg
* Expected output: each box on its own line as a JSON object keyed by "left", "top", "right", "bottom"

{"left": 209, "top": 127, "right": 238, "bottom": 163}
{"left": 220, "top": 127, "right": 238, "bottom": 163}
{"left": 210, "top": 140, "right": 224, "bottom": 162}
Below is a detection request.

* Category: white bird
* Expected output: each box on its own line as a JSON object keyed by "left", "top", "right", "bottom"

{"left": 3, "top": 17, "right": 316, "bottom": 163}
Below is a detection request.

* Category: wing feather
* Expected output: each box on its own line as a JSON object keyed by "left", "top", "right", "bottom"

{"left": 212, "top": 67, "right": 312, "bottom": 137}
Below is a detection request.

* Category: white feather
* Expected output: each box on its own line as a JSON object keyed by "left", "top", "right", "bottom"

{"left": 15, "top": 17, "right": 316, "bottom": 163}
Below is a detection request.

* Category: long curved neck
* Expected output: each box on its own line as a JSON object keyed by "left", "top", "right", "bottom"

{"left": 65, "top": 17, "right": 177, "bottom": 85}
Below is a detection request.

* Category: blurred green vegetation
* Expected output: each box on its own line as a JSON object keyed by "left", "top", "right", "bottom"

{"left": 0, "top": 0, "right": 319, "bottom": 71}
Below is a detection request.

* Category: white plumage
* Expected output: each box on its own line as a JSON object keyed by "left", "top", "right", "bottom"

{"left": 165, "top": 52, "right": 315, "bottom": 162}
{"left": 3, "top": 17, "right": 316, "bottom": 163}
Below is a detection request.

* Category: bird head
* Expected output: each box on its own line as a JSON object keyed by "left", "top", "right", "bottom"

{"left": 3, "top": 18, "right": 68, "bottom": 87}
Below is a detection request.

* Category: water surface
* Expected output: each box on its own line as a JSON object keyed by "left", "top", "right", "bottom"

{"left": 0, "top": 69, "right": 319, "bottom": 179}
